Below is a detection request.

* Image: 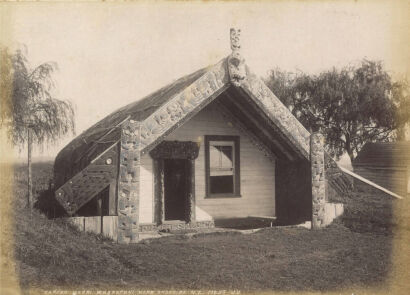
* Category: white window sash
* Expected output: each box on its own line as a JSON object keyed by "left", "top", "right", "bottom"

{"left": 210, "top": 168, "right": 234, "bottom": 176}
{"left": 209, "top": 141, "right": 235, "bottom": 172}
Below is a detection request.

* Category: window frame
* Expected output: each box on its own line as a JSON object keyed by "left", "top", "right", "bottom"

{"left": 205, "top": 135, "right": 240, "bottom": 198}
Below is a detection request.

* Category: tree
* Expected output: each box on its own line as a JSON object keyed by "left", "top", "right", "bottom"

{"left": 264, "top": 60, "right": 410, "bottom": 162}
{"left": 0, "top": 46, "right": 75, "bottom": 208}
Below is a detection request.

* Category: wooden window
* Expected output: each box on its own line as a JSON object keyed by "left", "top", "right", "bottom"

{"left": 205, "top": 135, "right": 240, "bottom": 198}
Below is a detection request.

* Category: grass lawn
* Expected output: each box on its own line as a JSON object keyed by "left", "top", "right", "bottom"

{"left": 4, "top": 162, "right": 407, "bottom": 292}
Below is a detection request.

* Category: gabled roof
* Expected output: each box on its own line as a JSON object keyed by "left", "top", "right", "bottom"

{"left": 54, "top": 66, "right": 209, "bottom": 187}
{"left": 353, "top": 141, "right": 410, "bottom": 168}
{"left": 54, "top": 29, "right": 312, "bottom": 191}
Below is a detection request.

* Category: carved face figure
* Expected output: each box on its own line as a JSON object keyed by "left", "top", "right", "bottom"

{"left": 230, "top": 28, "right": 241, "bottom": 51}
{"left": 154, "top": 109, "right": 170, "bottom": 126}
{"left": 140, "top": 125, "right": 152, "bottom": 140}
{"left": 167, "top": 103, "right": 183, "bottom": 121}
{"left": 228, "top": 52, "right": 246, "bottom": 86}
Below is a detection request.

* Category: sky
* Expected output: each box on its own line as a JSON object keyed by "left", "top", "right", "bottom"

{"left": 1, "top": 1, "right": 409, "bottom": 163}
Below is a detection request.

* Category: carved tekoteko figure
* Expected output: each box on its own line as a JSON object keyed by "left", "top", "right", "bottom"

{"left": 228, "top": 28, "right": 246, "bottom": 87}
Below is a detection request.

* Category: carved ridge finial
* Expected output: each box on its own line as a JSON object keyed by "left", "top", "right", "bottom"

{"left": 228, "top": 28, "right": 246, "bottom": 87}
{"left": 230, "top": 28, "right": 241, "bottom": 52}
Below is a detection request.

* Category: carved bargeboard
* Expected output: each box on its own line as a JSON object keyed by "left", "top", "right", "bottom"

{"left": 139, "top": 59, "right": 229, "bottom": 153}
{"left": 55, "top": 144, "right": 119, "bottom": 215}
{"left": 240, "top": 69, "right": 311, "bottom": 159}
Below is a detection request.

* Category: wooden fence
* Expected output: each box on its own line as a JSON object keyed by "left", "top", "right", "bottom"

{"left": 65, "top": 216, "right": 118, "bottom": 241}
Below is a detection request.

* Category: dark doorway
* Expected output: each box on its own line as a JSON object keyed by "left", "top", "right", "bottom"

{"left": 164, "top": 159, "right": 188, "bottom": 221}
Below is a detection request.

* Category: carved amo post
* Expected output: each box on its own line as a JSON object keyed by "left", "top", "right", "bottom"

{"left": 118, "top": 120, "right": 141, "bottom": 243}
{"left": 310, "top": 132, "right": 326, "bottom": 229}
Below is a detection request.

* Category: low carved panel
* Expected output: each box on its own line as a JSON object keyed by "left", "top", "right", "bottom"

{"left": 139, "top": 220, "right": 215, "bottom": 232}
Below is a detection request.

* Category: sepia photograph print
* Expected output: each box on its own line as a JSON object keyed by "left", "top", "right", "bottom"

{"left": 0, "top": 1, "right": 409, "bottom": 294}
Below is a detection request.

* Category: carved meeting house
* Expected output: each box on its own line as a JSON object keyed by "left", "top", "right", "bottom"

{"left": 53, "top": 29, "right": 345, "bottom": 243}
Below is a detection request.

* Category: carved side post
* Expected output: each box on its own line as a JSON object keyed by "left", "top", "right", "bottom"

{"left": 117, "top": 120, "right": 141, "bottom": 243}
{"left": 310, "top": 132, "right": 326, "bottom": 229}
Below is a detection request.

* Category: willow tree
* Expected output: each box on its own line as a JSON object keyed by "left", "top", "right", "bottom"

{"left": 265, "top": 60, "right": 410, "bottom": 162}
{"left": 0, "top": 46, "right": 75, "bottom": 208}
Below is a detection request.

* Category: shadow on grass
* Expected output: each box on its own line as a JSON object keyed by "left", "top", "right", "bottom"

{"left": 34, "top": 188, "right": 67, "bottom": 218}
{"left": 341, "top": 186, "right": 395, "bottom": 235}
{"left": 12, "top": 162, "right": 397, "bottom": 291}
{"left": 214, "top": 217, "right": 275, "bottom": 230}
